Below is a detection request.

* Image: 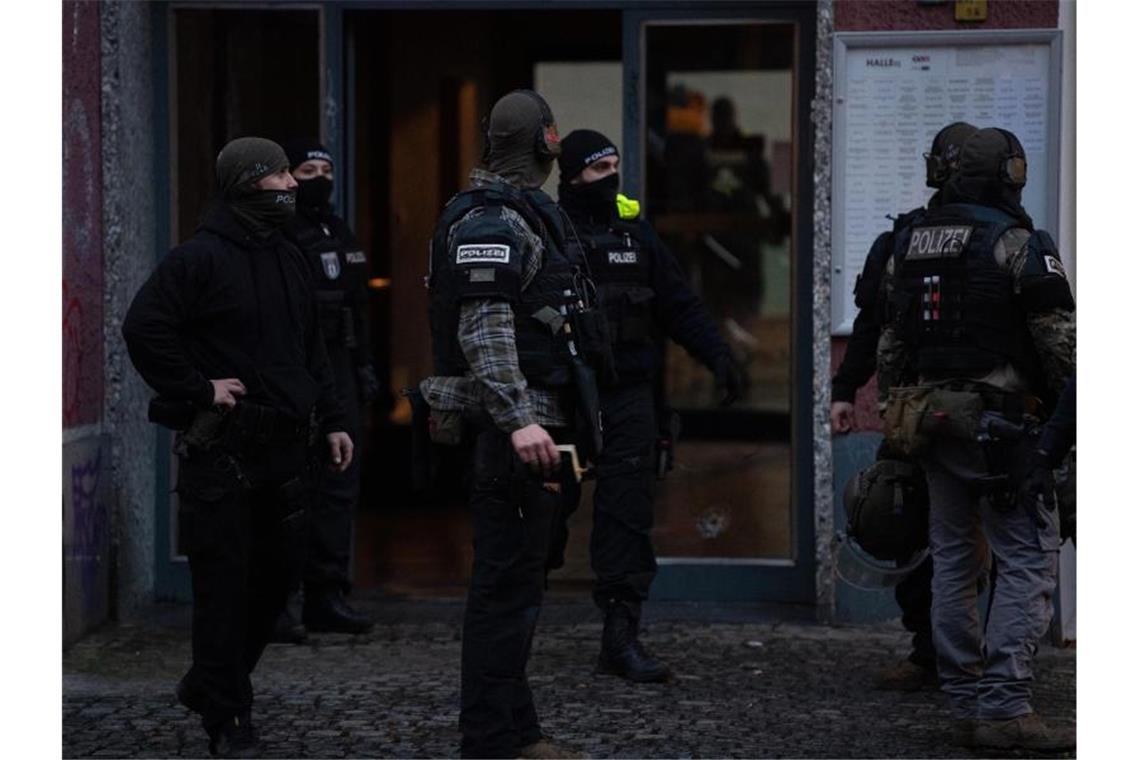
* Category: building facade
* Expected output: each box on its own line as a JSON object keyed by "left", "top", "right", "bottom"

{"left": 62, "top": 0, "right": 1074, "bottom": 645}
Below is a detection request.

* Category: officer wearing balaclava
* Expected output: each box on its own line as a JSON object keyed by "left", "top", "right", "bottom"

{"left": 829, "top": 122, "right": 977, "bottom": 696}
{"left": 876, "top": 127, "right": 1074, "bottom": 752}
{"left": 555, "top": 129, "right": 742, "bottom": 685}
{"left": 419, "top": 91, "right": 597, "bottom": 759}
{"left": 270, "top": 139, "right": 377, "bottom": 642}
{"left": 123, "top": 136, "right": 353, "bottom": 757}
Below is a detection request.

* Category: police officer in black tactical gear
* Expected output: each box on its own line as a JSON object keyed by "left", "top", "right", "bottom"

{"left": 123, "top": 136, "right": 353, "bottom": 758}
{"left": 830, "top": 121, "right": 976, "bottom": 692}
{"left": 877, "top": 127, "right": 1075, "bottom": 751}
{"left": 275, "top": 139, "right": 375, "bottom": 639}
{"left": 419, "top": 91, "right": 601, "bottom": 759}
{"left": 556, "top": 129, "right": 744, "bottom": 684}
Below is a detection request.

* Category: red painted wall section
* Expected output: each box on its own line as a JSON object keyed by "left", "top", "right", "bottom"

{"left": 62, "top": 0, "right": 105, "bottom": 429}
{"left": 835, "top": 0, "right": 1058, "bottom": 32}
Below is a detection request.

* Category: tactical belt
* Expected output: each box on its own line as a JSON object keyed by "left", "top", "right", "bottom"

{"left": 182, "top": 402, "right": 311, "bottom": 454}
{"left": 936, "top": 380, "right": 1041, "bottom": 420}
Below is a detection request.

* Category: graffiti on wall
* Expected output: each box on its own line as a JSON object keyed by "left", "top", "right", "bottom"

{"left": 69, "top": 445, "right": 107, "bottom": 614}
{"left": 62, "top": 0, "right": 104, "bottom": 429}
{"left": 63, "top": 437, "right": 110, "bottom": 644}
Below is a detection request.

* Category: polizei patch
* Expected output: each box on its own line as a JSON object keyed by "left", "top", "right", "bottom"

{"left": 906, "top": 225, "right": 974, "bottom": 259}
{"left": 456, "top": 244, "right": 511, "bottom": 265}
{"left": 608, "top": 251, "right": 639, "bottom": 265}
{"left": 1044, "top": 255, "right": 1066, "bottom": 277}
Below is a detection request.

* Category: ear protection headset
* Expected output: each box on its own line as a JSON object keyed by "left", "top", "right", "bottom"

{"left": 482, "top": 89, "right": 562, "bottom": 164}
{"left": 993, "top": 128, "right": 1027, "bottom": 188}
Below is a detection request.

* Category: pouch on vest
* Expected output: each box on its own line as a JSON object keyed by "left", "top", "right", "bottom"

{"left": 404, "top": 386, "right": 469, "bottom": 502}
{"left": 570, "top": 307, "right": 617, "bottom": 386}
{"left": 918, "top": 388, "right": 985, "bottom": 443}
{"left": 882, "top": 385, "right": 935, "bottom": 457}
{"left": 882, "top": 385, "right": 983, "bottom": 456}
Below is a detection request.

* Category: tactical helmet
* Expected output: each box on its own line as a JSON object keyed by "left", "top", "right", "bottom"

{"left": 844, "top": 458, "right": 929, "bottom": 561}
{"left": 925, "top": 121, "right": 977, "bottom": 189}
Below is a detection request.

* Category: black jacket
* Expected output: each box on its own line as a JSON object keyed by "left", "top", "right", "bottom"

{"left": 570, "top": 212, "right": 730, "bottom": 379}
{"left": 831, "top": 206, "right": 926, "bottom": 403}
{"left": 122, "top": 202, "right": 345, "bottom": 433}
{"left": 831, "top": 230, "right": 894, "bottom": 404}
{"left": 283, "top": 206, "right": 372, "bottom": 368}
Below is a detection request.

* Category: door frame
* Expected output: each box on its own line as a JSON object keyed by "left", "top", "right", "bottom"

{"left": 152, "top": 0, "right": 818, "bottom": 604}
{"left": 622, "top": 3, "right": 818, "bottom": 603}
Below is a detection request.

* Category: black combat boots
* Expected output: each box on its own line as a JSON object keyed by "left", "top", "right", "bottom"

{"left": 596, "top": 599, "right": 670, "bottom": 683}
{"left": 206, "top": 711, "right": 260, "bottom": 758}
{"left": 302, "top": 588, "right": 374, "bottom": 634}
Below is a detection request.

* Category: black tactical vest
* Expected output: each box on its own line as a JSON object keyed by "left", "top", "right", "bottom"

{"left": 428, "top": 183, "right": 579, "bottom": 390}
{"left": 890, "top": 203, "right": 1034, "bottom": 376}
{"left": 284, "top": 210, "right": 369, "bottom": 349}
{"left": 574, "top": 220, "right": 657, "bottom": 383}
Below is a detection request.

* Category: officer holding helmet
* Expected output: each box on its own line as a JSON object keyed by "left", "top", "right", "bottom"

{"left": 556, "top": 129, "right": 743, "bottom": 684}
{"left": 831, "top": 122, "right": 977, "bottom": 692}
{"left": 877, "top": 127, "right": 1075, "bottom": 751}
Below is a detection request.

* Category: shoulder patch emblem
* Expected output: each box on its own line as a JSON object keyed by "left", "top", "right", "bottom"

{"left": 1044, "top": 255, "right": 1066, "bottom": 277}
{"left": 345, "top": 250, "right": 367, "bottom": 264}
{"left": 319, "top": 251, "right": 341, "bottom": 280}
{"left": 456, "top": 244, "right": 511, "bottom": 265}
{"left": 906, "top": 225, "right": 974, "bottom": 260}
{"left": 608, "top": 251, "right": 639, "bottom": 265}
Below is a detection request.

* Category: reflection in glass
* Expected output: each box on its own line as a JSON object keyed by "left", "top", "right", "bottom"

{"left": 645, "top": 23, "right": 796, "bottom": 561}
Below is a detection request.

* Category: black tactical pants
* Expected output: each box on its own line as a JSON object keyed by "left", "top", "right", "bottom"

{"left": 591, "top": 382, "right": 658, "bottom": 606}
{"left": 460, "top": 427, "right": 561, "bottom": 758}
{"left": 176, "top": 442, "right": 309, "bottom": 729}
{"left": 895, "top": 554, "right": 935, "bottom": 668}
{"left": 304, "top": 343, "right": 362, "bottom": 595}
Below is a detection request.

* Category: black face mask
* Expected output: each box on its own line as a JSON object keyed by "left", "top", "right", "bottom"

{"left": 559, "top": 173, "right": 620, "bottom": 222}
{"left": 296, "top": 176, "right": 333, "bottom": 210}
{"left": 228, "top": 188, "right": 297, "bottom": 238}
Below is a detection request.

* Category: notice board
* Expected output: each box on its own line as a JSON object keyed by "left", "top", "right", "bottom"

{"left": 831, "top": 30, "right": 1063, "bottom": 334}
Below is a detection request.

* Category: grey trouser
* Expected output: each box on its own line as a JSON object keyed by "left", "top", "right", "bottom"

{"left": 922, "top": 437, "right": 1060, "bottom": 720}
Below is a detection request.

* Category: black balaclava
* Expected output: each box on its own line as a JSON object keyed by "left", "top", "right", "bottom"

{"left": 215, "top": 136, "right": 296, "bottom": 238}
{"left": 484, "top": 90, "right": 561, "bottom": 189}
{"left": 941, "top": 127, "right": 1034, "bottom": 230}
{"left": 285, "top": 138, "right": 335, "bottom": 211}
{"left": 557, "top": 129, "right": 621, "bottom": 223}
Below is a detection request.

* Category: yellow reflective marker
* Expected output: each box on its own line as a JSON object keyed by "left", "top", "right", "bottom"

{"left": 368, "top": 277, "right": 392, "bottom": 290}
{"left": 616, "top": 193, "right": 641, "bottom": 220}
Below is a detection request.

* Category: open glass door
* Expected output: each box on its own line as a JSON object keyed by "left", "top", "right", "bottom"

{"left": 624, "top": 6, "right": 816, "bottom": 602}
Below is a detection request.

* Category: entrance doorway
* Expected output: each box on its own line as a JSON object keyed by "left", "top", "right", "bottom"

{"left": 348, "top": 8, "right": 623, "bottom": 594}
{"left": 156, "top": 3, "right": 815, "bottom": 604}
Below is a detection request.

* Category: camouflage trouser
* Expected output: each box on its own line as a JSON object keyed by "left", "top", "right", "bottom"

{"left": 921, "top": 436, "right": 1060, "bottom": 721}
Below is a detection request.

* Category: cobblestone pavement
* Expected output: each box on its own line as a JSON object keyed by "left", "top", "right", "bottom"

{"left": 63, "top": 594, "right": 1075, "bottom": 759}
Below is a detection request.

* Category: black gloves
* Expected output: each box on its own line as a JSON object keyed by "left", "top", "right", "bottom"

{"left": 713, "top": 354, "right": 746, "bottom": 407}
{"left": 356, "top": 364, "right": 381, "bottom": 404}
{"left": 1017, "top": 446, "right": 1056, "bottom": 528}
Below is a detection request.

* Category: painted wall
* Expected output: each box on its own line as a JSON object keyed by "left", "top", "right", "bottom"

{"left": 63, "top": 0, "right": 105, "bottom": 430}
{"left": 63, "top": 0, "right": 110, "bottom": 645}
{"left": 834, "top": 0, "right": 1058, "bottom": 32}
